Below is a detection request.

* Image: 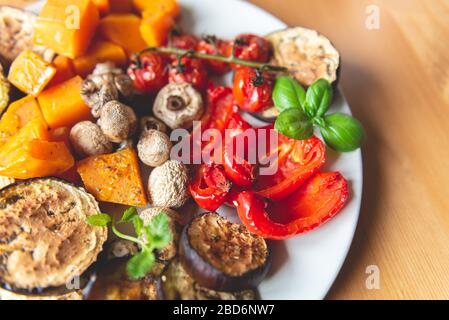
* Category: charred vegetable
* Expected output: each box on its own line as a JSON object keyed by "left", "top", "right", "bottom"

{"left": 162, "top": 259, "right": 256, "bottom": 300}
{"left": 179, "top": 212, "right": 271, "bottom": 292}
{"left": 267, "top": 27, "right": 341, "bottom": 87}
{"left": 0, "top": 179, "right": 107, "bottom": 294}
{"left": 0, "top": 64, "right": 10, "bottom": 114}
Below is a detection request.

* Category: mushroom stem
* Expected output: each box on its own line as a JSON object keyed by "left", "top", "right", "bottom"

{"left": 136, "top": 47, "right": 288, "bottom": 73}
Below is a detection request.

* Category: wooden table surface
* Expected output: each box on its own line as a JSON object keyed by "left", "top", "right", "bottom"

{"left": 3, "top": 0, "right": 449, "bottom": 300}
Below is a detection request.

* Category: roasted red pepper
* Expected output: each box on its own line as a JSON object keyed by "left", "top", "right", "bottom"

{"left": 255, "top": 134, "right": 326, "bottom": 201}
{"left": 189, "top": 164, "right": 231, "bottom": 211}
{"left": 236, "top": 172, "right": 349, "bottom": 240}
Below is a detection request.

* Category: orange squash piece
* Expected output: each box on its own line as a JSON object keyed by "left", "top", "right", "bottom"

{"left": 77, "top": 148, "right": 148, "bottom": 207}
{"left": 34, "top": 0, "right": 100, "bottom": 59}
{"left": 47, "top": 56, "right": 75, "bottom": 88}
{"left": 99, "top": 14, "right": 148, "bottom": 54}
{"left": 140, "top": 10, "right": 174, "bottom": 47}
{"left": 73, "top": 40, "right": 127, "bottom": 77}
{"left": 8, "top": 50, "right": 56, "bottom": 96}
{"left": 38, "top": 76, "right": 93, "bottom": 129}
{"left": 135, "top": 0, "right": 180, "bottom": 18}
{"left": 109, "top": 0, "right": 133, "bottom": 13}
{"left": 0, "top": 95, "right": 46, "bottom": 144}
{"left": 92, "top": 0, "right": 110, "bottom": 15}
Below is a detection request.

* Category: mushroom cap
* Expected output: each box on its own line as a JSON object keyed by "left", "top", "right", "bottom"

{"left": 97, "top": 101, "right": 137, "bottom": 143}
{"left": 140, "top": 116, "right": 168, "bottom": 134}
{"left": 137, "top": 129, "right": 172, "bottom": 167}
{"left": 153, "top": 83, "right": 204, "bottom": 130}
{"left": 70, "top": 121, "right": 113, "bottom": 157}
{"left": 148, "top": 160, "right": 190, "bottom": 208}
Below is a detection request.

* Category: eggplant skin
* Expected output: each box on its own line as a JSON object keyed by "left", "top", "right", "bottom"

{"left": 179, "top": 212, "right": 271, "bottom": 292}
{"left": 161, "top": 259, "right": 256, "bottom": 300}
{"left": 0, "top": 286, "right": 84, "bottom": 300}
{"left": 0, "top": 178, "right": 108, "bottom": 291}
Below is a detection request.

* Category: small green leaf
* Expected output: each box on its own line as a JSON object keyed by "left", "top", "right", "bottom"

{"left": 86, "top": 214, "right": 111, "bottom": 227}
{"left": 144, "top": 212, "right": 172, "bottom": 250}
{"left": 275, "top": 108, "right": 314, "bottom": 140}
{"left": 126, "top": 250, "right": 155, "bottom": 280}
{"left": 272, "top": 76, "right": 306, "bottom": 113}
{"left": 320, "top": 113, "right": 365, "bottom": 152}
{"left": 132, "top": 216, "right": 144, "bottom": 238}
{"left": 305, "top": 79, "right": 332, "bottom": 117}
{"left": 120, "top": 207, "right": 138, "bottom": 223}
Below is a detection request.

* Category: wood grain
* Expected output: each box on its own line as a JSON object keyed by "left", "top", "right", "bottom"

{"left": 3, "top": 0, "right": 449, "bottom": 300}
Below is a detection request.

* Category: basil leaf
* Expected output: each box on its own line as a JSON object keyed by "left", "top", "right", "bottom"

{"left": 305, "top": 79, "right": 332, "bottom": 117}
{"left": 144, "top": 213, "right": 172, "bottom": 250}
{"left": 120, "top": 207, "right": 138, "bottom": 223}
{"left": 272, "top": 76, "right": 306, "bottom": 113}
{"left": 126, "top": 250, "right": 155, "bottom": 280}
{"left": 132, "top": 216, "right": 144, "bottom": 238}
{"left": 86, "top": 214, "right": 111, "bottom": 227}
{"left": 320, "top": 113, "right": 365, "bottom": 152}
{"left": 275, "top": 108, "right": 314, "bottom": 140}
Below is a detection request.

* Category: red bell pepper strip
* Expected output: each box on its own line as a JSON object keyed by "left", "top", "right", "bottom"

{"left": 189, "top": 164, "right": 231, "bottom": 211}
{"left": 254, "top": 134, "right": 326, "bottom": 201}
{"left": 236, "top": 172, "right": 349, "bottom": 240}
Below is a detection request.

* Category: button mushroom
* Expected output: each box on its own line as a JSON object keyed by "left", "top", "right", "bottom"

{"left": 137, "top": 129, "right": 172, "bottom": 167}
{"left": 107, "top": 239, "right": 138, "bottom": 259}
{"left": 148, "top": 160, "right": 190, "bottom": 208}
{"left": 81, "top": 62, "right": 134, "bottom": 118}
{"left": 97, "top": 101, "right": 137, "bottom": 143}
{"left": 153, "top": 83, "right": 204, "bottom": 130}
{"left": 140, "top": 116, "right": 167, "bottom": 134}
{"left": 70, "top": 121, "right": 113, "bottom": 157}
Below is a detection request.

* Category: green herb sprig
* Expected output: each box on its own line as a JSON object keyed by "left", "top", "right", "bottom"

{"left": 273, "top": 77, "right": 365, "bottom": 152}
{"left": 86, "top": 207, "right": 172, "bottom": 280}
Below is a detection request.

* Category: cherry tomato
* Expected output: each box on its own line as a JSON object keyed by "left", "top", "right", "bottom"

{"left": 197, "top": 36, "right": 232, "bottom": 74}
{"left": 169, "top": 57, "right": 208, "bottom": 92}
{"left": 233, "top": 67, "right": 274, "bottom": 113}
{"left": 170, "top": 33, "right": 200, "bottom": 51}
{"left": 227, "top": 34, "right": 270, "bottom": 69}
{"left": 127, "top": 53, "right": 168, "bottom": 94}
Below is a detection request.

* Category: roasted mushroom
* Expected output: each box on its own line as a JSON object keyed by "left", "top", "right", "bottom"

{"left": 139, "top": 207, "right": 184, "bottom": 261}
{"left": 161, "top": 259, "right": 256, "bottom": 300}
{"left": 137, "top": 129, "right": 172, "bottom": 167}
{"left": 0, "top": 179, "right": 107, "bottom": 293}
{"left": 0, "top": 63, "right": 9, "bottom": 114}
{"left": 153, "top": 83, "right": 204, "bottom": 129}
{"left": 180, "top": 212, "right": 271, "bottom": 292}
{"left": 81, "top": 62, "right": 134, "bottom": 118}
{"left": 267, "top": 27, "right": 341, "bottom": 87}
{"left": 97, "top": 101, "right": 137, "bottom": 143}
{"left": 148, "top": 160, "right": 190, "bottom": 208}
{"left": 140, "top": 116, "right": 167, "bottom": 134}
{"left": 70, "top": 121, "right": 113, "bottom": 157}
{"left": 107, "top": 239, "right": 139, "bottom": 259}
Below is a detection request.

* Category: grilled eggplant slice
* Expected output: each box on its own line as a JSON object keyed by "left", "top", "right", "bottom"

{"left": 162, "top": 259, "right": 256, "bottom": 300}
{"left": 0, "top": 64, "right": 10, "bottom": 114}
{"left": 180, "top": 212, "right": 271, "bottom": 292}
{"left": 88, "top": 259, "right": 163, "bottom": 300}
{"left": 267, "top": 27, "right": 340, "bottom": 87}
{"left": 0, "top": 286, "right": 84, "bottom": 300}
{"left": 0, "top": 179, "right": 108, "bottom": 292}
{"left": 251, "top": 105, "right": 280, "bottom": 123}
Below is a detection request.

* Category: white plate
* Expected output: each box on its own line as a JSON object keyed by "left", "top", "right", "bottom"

{"left": 29, "top": 0, "right": 363, "bottom": 300}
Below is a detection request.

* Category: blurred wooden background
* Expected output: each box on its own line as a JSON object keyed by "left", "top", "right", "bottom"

{"left": 2, "top": 0, "right": 449, "bottom": 300}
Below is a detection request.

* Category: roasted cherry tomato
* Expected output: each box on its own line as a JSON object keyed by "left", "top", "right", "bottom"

{"left": 171, "top": 33, "right": 200, "bottom": 51}
{"left": 227, "top": 34, "right": 270, "bottom": 69}
{"left": 169, "top": 57, "right": 208, "bottom": 92}
{"left": 189, "top": 164, "right": 231, "bottom": 211}
{"left": 197, "top": 36, "right": 232, "bottom": 74}
{"left": 255, "top": 134, "right": 326, "bottom": 201}
{"left": 236, "top": 172, "right": 349, "bottom": 240}
{"left": 233, "top": 67, "right": 274, "bottom": 113}
{"left": 127, "top": 53, "right": 168, "bottom": 94}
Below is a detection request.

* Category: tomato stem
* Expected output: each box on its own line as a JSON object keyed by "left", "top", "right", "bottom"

{"left": 137, "top": 46, "right": 288, "bottom": 73}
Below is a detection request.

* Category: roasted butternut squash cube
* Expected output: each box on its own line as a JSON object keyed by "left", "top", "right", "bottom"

{"left": 38, "top": 76, "right": 93, "bottom": 129}
{"left": 77, "top": 148, "right": 148, "bottom": 207}
{"left": 134, "top": 0, "right": 180, "bottom": 18}
{"left": 8, "top": 50, "right": 56, "bottom": 96}
{"left": 99, "top": 14, "right": 147, "bottom": 54}
{"left": 109, "top": 0, "right": 133, "bottom": 13}
{"left": 140, "top": 10, "right": 174, "bottom": 47}
{"left": 34, "top": 0, "right": 100, "bottom": 59}
{"left": 73, "top": 40, "right": 127, "bottom": 77}
{"left": 47, "top": 55, "right": 75, "bottom": 88}
{"left": 0, "top": 95, "right": 46, "bottom": 144}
